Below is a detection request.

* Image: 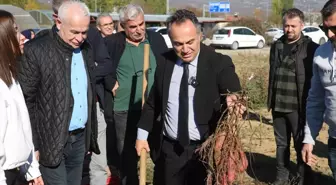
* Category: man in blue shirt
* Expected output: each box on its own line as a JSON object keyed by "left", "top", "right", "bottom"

{"left": 18, "top": 1, "right": 100, "bottom": 185}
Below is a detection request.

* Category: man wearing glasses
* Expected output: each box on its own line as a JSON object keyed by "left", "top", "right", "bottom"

{"left": 97, "top": 13, "right": 115, "bottom": 37}
{"left": 104, "top": 4, "right": 168, "bottom": 185}
{"left": 302, "top": 0, "right": 336, "bottom": 182}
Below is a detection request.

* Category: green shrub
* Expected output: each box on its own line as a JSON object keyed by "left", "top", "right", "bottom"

{"left": 227, "top": 17, "right": 267, "bottom": 38}
{"left": 233, "top": 53, "right": 269, "bottom": 110}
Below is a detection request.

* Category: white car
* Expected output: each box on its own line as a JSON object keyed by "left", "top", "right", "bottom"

{"left": 265, "top": 28, "right": 283, "bottom": 37}
{"left": 147, "top": 26, "right": 172, "bottom": 48}
{"left": 211, "top": 26, "right": 266, "bottom": 50}
{"left": 273, "top": 26, "right": 327, "bottom": 45}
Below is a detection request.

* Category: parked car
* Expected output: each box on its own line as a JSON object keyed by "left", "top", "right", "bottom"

{"left": 211, "top": 26, "right": 266, "bottom": 50}
{"left": 272, "top": 26, "right": 327, "bottom": 45}
{"left": 265, "top": 28, "right": 283, "bottom": 37}
{"left": 147, "top": 26, "right": 172, "bottom": 48}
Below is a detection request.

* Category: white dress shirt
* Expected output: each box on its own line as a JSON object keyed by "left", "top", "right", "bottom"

{"left": 137, "top": 53, "right": 201, "bottom": 141}
{"left": 0, "top": 78, "right": 41, "bottom": 184}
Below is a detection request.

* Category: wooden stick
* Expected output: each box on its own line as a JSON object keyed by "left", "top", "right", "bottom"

{"left": 139, "top": 43, "right": 150, "bottom": 185}
{"left": 142, "top": 44, "right": 150, "bottom": 107}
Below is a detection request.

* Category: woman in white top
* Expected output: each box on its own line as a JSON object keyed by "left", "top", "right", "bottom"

{"left": 0, "top": 10, "right": 43, "bottom": 185}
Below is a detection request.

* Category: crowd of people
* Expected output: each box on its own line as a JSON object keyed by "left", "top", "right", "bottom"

{"left": 1, "top": 0, "right": 336, "bottom": 185}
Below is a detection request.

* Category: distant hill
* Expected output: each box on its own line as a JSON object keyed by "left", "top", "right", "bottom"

{"left": 37, "top": 0, "right": 326, "bottom": 16}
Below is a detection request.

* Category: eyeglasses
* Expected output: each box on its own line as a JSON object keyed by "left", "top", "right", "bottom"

{"left": 100, "top": 22, "right": 114, "bottom": 28}
{"left": 319, "top": 24, "right": 336, "bottom": 34}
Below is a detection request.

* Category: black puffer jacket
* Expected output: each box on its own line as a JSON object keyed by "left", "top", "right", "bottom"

{"left": 18, "top": 27, "right": 100, "bottom": 167}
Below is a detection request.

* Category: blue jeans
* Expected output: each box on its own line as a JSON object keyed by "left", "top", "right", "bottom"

{"left": 328, "top": 137, "right": 336, "bottom": 181}
{"left": 40, "top": 130, "right": 86, "bottom": 185}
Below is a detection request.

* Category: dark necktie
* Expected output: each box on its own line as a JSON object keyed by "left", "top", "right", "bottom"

{"left": 178, "top": 62, "right": 190, "bottom": 147}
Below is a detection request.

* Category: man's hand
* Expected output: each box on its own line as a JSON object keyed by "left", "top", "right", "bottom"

{"left": 112, "top": 81, "right": 119, "bottom": 97}
{"left": 28, "top": 176, "right": 43, "bottom": 185}
{"left": 135, "top": 139, "right": 150, "bottom": 156}
{"left": 226, "top": 94, "right": 246, "bottom": 115}
{"left": 105, "top": 166, "right": 111, "bottom": 177}
{"left": 35, "top": 151, "right": 40, "bottom": 161}
{"left": 302, "top": 143, "right": 317, "bottom": 166}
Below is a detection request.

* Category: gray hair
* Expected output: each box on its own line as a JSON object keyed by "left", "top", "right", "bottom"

{"left": 96, "top": 12, "right": 113, "bottom": 26}
{"left": 58, "top": 1, "right": 90, "bottom": 22}
{"left": 52, "top": 0, "right": 68, "bottom": 14}
{"left": 119, "top": 4, "right": 144, "bottom": 25}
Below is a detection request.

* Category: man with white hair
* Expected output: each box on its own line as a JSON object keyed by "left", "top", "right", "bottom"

{"left": 104, "top": 4, "right": 168, "bottom": 185}
{"left": 18, "top": 1, "right": 99, "bottom": 185}
{"left": 96, "top": 13, "right": 115, "bottom": 37}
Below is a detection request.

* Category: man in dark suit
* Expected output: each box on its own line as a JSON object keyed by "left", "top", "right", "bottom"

{"left": 135, "top": 9, "right": 244, "bottom": 185}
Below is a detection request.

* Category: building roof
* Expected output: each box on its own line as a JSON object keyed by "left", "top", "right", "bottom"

{"left": 0, "top": 5, "right": 40, "bottom": 30}
{"left": 91, "top": 12, "right": 226, "bottom": 23}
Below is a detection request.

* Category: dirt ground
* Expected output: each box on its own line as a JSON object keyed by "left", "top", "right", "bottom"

{"left": 143, "top": 49, "right": 335, "bottom": 185}
{"left": 229, "top": 50, "right": 335, "bottom": 185}
{"left": 240, "top": 110, "right": 334, "bottom": 185}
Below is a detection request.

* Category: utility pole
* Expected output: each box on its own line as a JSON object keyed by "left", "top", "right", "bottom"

{"left": 203, "top": 4, "right": 205, "bottom": 17}
{"left": 166, "top": 0, "right": 170, "bottom": 15}
{"left": 266, "top": 0, "right": 269, "bottom": 22}
{"left": 95, "top": 0, "right": 97, "bottom": 12}
{"left": 203, "top": 4, "right": 210, "bottom": 17}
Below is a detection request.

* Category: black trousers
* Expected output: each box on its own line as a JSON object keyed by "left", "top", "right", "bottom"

{"left": 272, "top": 111, "right": 313, "bottom": 184}
{"left": 153, "top": 137, "right": 207, "bottom": 185}
{"left": 113, "top": 110, "right": 142, "bottom": 185}
{"left": 5, "top": 169, "right": 19, "bottom": 185}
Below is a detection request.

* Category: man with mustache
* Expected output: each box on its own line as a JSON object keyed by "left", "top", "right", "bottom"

{"left": 104, "top": 4, "right": 168, "bottom": 185}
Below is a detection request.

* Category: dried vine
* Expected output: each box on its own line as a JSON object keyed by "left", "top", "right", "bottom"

{"left": 197, "top": 92, "right": 249, "bottom": 185}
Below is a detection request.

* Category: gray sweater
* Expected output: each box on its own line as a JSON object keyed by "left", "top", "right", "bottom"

{"left": 304, "top": 41, "right": 336, "bottom": 144}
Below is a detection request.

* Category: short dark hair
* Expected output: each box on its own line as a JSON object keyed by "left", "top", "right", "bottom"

{"left": 321, "top": 0, "right": 336, "bottom": 20}
{"left": 166, "top": 9, "right": 201, "bottom": 34}
{"left": 282, "top": 8, "right": 304, "bottom": 22}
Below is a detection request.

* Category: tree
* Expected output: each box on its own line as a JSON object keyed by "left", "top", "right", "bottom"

{"left": 253, "top": 8, "right": 264, "bottom": 21}
{"left": 269, "top": 0, "right": 294, "bottom": 25}
{"left": 144, "top": 0, "right": 166, "bottom": 14}
{"left": 283, "top": 0, "right": 294, "bottom": 11}
{"left": 83, "top": 0, "right": 131, "bottom": 12}
{"left": 132, "top": 0, "right": 166, "bottom": 14}
{"left": 25, "top": 0, "right": 41, "bottom": 10}
{"left": 0, "top": 0, "right": 27, "bottom": 9}
{"left": 270, "top": 0, "right": 284, "bottom": 26}
{"left": 184, "top": 6, "right": 202, "bottom": 17}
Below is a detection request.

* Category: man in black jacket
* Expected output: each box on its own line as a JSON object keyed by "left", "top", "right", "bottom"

{"left": 36, "top": 0, "right": 118, "bottom": 183}
{"left": 267, "top": 8, "right": 319, "bottom": 185}
{"left": 18, "top": 2, "right": 99, "bottom": 185}
{"left": 135, "top": 9, "right": 243, "bottom": 185}
{"left": 104, "top": 4, "right": 168, "bottom": 185}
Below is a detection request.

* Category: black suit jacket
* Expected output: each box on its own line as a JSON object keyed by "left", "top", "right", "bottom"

{"left": 137, "top": 44, "right": 241, "bottom": 162}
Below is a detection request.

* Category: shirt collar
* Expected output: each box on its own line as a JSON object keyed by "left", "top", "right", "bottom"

{"left": 177, "top": 51, "right": 200, "bottom": 67}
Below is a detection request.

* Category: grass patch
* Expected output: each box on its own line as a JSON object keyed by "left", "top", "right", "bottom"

{"left": 232, "top": 52, "right": 269, "bottom": 110}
